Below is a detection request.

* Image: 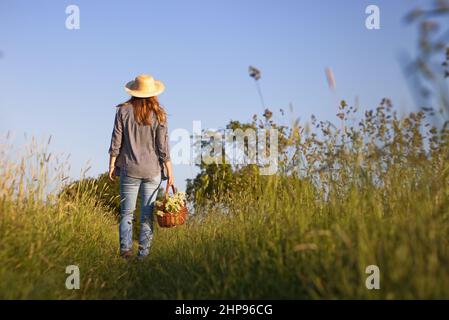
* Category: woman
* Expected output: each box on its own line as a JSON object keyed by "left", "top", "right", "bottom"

{"left": 108, "top": 74, "right": 174, "bottom": 259}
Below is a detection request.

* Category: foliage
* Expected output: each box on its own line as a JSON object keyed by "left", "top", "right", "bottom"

{"left": 58, "top": 172, "right": 120, "bottom": 214}
{"left": 186, "top": 109, "right": 291, "bottom": 209}
{"left": 404, "top": 0, "right": 449, "bottom": 120}
{"left": 1, "top": 97, "right": 449, "bottom": 299}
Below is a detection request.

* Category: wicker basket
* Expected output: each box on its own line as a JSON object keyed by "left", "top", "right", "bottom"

{"left": 156, "top": 185, "right": 188, "bottom": 228}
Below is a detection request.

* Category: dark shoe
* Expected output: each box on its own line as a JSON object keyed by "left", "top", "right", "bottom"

{"left": 120, "top": 250, "right": 133, "bottom": 259}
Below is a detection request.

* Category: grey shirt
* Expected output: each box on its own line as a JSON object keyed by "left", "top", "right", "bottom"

{"left": 108, "top": 103, "right": 170, "bottom": 179}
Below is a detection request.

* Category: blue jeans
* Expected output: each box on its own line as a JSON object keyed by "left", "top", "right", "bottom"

{"left": 119, "top": 171, "right": 161, "bottom": 257}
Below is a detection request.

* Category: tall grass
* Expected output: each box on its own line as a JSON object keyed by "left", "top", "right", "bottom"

{"left": 1, "top": 101, "right": 448, "bottom": 299}
{"left": 0, "top": 135, "right": 132, "bottom": 299}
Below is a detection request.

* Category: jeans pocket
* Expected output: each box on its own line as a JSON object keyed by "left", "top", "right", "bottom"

{"left": 152, "top": 174, "right": 162, "bottom": 184}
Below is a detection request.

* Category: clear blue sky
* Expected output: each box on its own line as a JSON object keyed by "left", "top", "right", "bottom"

{"left": 0, "top": 0, "right": 433, "bottom": 189}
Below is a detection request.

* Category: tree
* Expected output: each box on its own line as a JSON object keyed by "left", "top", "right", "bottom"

{"left": 186, "top": 108, "right": 295, "bottom": 211}
{"left": 403, "top": 0, "right": 449, "bottom": 122}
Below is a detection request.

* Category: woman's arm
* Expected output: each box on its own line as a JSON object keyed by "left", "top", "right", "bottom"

{"left": 109, "top": 155, "right": 117, "bottom": 181}
{"left": 164, "top": 160, "right": 174, "bottom": 189}
{"left": 156, "top": 121, "right": 173, "bottom": 189}
{"left": 108, "top": 108, "right": 122, "bottom": 181}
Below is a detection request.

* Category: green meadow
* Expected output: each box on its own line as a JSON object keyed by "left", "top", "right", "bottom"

{"left": 1, "top": 101, "right": 448, "bottom": 299}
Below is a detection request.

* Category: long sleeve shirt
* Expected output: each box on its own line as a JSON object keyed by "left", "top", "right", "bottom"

{"left": 108, "top": 102, "right": 170, "bottom": 179}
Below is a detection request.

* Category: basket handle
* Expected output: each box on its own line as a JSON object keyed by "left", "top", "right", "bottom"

{"left": 165, "top": 184, "right": 177, "bottom": 195}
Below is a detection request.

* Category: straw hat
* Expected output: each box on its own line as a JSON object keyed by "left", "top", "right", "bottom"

{"left": 124, "top": 74, "right": 165, "bottom": 98}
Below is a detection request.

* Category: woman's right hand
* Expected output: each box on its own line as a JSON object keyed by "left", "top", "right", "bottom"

{"left": 167, "top": 173, "right": 174, "bottom": 189}
{"left": 165, "top": 160, "right": 174, "bottom": 190}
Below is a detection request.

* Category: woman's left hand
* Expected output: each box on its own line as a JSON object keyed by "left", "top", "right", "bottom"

{"left": 108, "top": 166, "right": 116, "bottom": 181}
{"left": 108, "top": 155, "right": 117, "bottom": 181}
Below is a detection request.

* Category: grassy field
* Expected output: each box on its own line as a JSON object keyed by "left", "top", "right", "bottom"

{"left": 1, "top": 103, "right": 449, "bottom": 299}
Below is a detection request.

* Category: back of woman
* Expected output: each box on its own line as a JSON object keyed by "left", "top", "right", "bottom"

{"left": 108, "top": 74, "right": 174, "bottom": 259}
{"left": 110, "top": 97, "right": 170, "bottom": 179}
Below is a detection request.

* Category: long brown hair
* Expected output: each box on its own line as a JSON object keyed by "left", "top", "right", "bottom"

{"left": 122, "top": 96, "right": 167, "bottom": 125}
